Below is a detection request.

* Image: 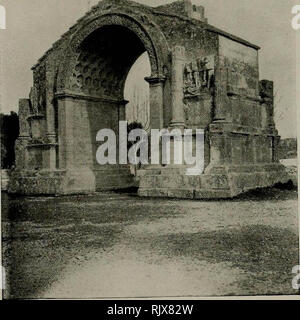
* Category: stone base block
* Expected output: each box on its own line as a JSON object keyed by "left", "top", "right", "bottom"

{"left": 8, "top": 170, "right": 67, "bottom": 195}
{"left": 8, "top": 166, "right": 136, "bottom": 195}
{"left": 93, "top": 166, "right": 136, "bottom": 191}
{"left": 138, "top": 163, "right": 289, "bottom": 199}
{"left": 61, "top": 169, "right": 96, "bottom": 194}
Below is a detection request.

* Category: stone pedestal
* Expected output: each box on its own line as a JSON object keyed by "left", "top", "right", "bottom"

{"left": 14, "top": 136, "right": 30, "bottom": 170}
{"left": 145, "top": 76, "right": 165, "bottom": 130}
{"left": 45, "top": 134, "right": 58, "bottom": 170}
{"left": 27, "top": 114, "right": 45, "bottom": 140}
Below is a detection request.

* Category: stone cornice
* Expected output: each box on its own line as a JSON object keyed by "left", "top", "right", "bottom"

{"left": 26, "top": 114, "right": 45, "bottom": 121}
{"left": 55, "top": 91, "right": 128, "bottom": 105}
{"left": 227, "top": 90, "right": 261, "bottom": 103}
{"left": 144, "top": 75, "right": 166, "bottom": 84}
{"left": 210, "top": 122, "right": 279, "bottom": 136}
{"left": 27, "top": 143, "right": 58, "bottom": 149}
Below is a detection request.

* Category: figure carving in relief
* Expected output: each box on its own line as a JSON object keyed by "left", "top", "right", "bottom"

{"left": 184, "top": 63, "right": 199, "bottom": 96}
{"left": 184, "top": 55, "right": 214, "bottom": 97}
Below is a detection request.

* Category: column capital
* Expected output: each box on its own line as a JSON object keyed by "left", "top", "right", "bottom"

{"left": 46, "top": 133, "right": 57, "bottom": 144}
{"left": 172, "top": 46, "right": 186, "bottom": 60}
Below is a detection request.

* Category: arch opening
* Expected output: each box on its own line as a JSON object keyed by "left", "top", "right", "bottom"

{"left": 69, "top": 25, "right": 151, "bottom": 101}
{"left": 124, "top": 52, "right": 151, "bottom": 131}
{"left": 59, "top": 24, "right": 161, "bottom": 191}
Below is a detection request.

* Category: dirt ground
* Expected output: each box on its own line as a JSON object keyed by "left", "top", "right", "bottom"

{"left": 1, "top": 187, "right": 299, "bottom": 299}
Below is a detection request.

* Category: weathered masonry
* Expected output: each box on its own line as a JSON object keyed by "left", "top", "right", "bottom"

{"left": 9, "top": 0, "right": 288, "bottom": 198}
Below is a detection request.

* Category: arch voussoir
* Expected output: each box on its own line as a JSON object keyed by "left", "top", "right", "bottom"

{"left": 57, "top": 12, "right": 167, "bottom": 93}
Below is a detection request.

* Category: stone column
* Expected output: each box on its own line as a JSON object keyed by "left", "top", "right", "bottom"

{"left": 170, "top": 46, "right": 186, "bottom": 129}
{"left": 118, "top": 99, "right": 128, "bottom": 122}
{"left": 18, "top": 99, "right": 31, "bottom": 137}
{"left": 57, "top": 96, "right": 74, "bottom": 169}
{"left": 46, "top": 102, "right": 56, "bottom": 136}
{"left": 118, "top": 99, "right": 129, "bottom": 165}
{"left": 45, "top": 68, "right": 57, "bottom": 170}
{"left": 145, "top": 76, "right": 165, "bottom": 130}
{"left": 213, "top": 65, "right": 228, "bottom": 122}
{"left": 259, "top": 80, "right": 275, "bottom": 129}
{"left": 15, "top": 99, "right": 31, "bottom": 169}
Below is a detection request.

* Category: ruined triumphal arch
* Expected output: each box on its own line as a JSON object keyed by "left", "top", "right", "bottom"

{"left": 9, "top": 0, "right": 288, "bottom": 198}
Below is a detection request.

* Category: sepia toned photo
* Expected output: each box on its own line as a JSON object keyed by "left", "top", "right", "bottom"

{"left": 0, "top": 0, "right": 299, "bottom": 300}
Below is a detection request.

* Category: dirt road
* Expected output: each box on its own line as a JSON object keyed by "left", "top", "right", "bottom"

{"left": 2, "top": 187, "right": 299, "bottom": 298}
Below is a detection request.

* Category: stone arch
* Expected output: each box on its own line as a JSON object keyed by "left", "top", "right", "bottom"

{"left": 57, "top": 13, "right": 169, "bottom": 94}
{"left": 51, "top": 11, "right": 171, "bottom": 193}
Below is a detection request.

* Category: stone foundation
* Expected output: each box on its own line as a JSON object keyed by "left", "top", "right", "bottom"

{"left": 138, "top": 163, "right": 288, "bottom": 199}
{"left": 8, "top": 166, "right": 135, "bottom": 195}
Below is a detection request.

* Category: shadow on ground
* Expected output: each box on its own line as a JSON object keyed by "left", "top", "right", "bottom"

{"left": 1, "top": 186, "right": 299, "bottom": 298}
{"left": 145, "top": 225, "right": 299, "bottom": 295}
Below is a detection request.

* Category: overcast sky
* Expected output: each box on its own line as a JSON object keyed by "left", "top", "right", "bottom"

{"left": 0, "top": 0, "right": 297, "bottom": 137}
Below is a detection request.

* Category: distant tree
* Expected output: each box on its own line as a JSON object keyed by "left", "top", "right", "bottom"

{"left": 126, "top": 85, "right": 150, "bottom": 131}
{"left": 127, "top": 121, "right": 144, "bottom": 176}
{"left": 1, "top": 111, "right": 19, "bottom": 169}
{"left": 127, "top": 121, "right": 143, "bottom": 136}
{"left": 127, "top": 120, "right": 144, "bottom": 156}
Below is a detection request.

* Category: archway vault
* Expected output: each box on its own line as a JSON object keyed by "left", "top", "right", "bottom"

{"left": 57, "top": 13, "right": 169, "bottom": 94}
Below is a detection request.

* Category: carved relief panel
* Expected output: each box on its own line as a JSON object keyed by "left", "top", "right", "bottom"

{"left": 183, "top": 55, "right": 215, "bottom": 127}
{"left": 183, "top": 54, "right": 215, "bottom": 97}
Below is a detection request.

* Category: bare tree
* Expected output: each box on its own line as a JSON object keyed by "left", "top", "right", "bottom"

{"left": 126, "top": 85, "right": 150, "bottom": 131}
